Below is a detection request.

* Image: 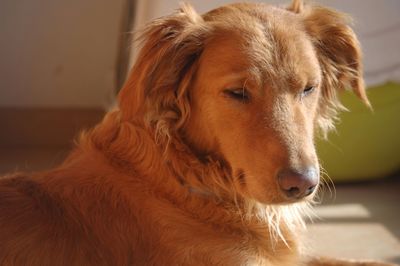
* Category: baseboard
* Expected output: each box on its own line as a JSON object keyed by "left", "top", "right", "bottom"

{"left": 0, "top": 107, "right": 105, "bottom": 149}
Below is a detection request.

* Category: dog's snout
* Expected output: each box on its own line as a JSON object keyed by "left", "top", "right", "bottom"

{"left": 278, "top": 167, "right": 319, "bottom": 199}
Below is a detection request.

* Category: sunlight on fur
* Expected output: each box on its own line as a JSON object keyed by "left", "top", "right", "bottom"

{"left": 0, "top": 1, "right": 394, "bottom": 265}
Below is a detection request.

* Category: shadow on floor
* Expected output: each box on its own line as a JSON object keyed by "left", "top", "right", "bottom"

{"left": 308, "top": 175, "right": 400, "bottom": 264}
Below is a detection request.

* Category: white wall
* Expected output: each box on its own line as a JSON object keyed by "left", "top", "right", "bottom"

{"left": 133, "top": 0, "right": 400, "bottom": 87}
{"left": 1, "top": 0, "right": 398, "bottom": 108}
{"left": 0, "top": 0, "right": 125, "bottom": 108}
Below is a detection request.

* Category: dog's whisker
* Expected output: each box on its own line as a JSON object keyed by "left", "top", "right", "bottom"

{"left": 321, "top": 170, "right": 336, "bottom": 200}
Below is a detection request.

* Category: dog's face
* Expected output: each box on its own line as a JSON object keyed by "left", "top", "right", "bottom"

{"left": 185, "top": 19, "right": 322, "bottom": 203}
{"left": 119, "top": 1, "right": 368, "bottom": 204}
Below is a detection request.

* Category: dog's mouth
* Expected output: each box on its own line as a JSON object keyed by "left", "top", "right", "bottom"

{"left": 231, "top": 166, "right": 320, "bottom": 204}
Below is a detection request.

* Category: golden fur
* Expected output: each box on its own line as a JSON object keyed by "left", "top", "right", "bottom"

{"left": 0, "top": 1, "right": 395, "bottom": 265}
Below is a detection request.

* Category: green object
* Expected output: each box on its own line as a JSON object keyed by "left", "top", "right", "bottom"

{"left": 317, "top": 82, "right": 400, "bottom": 182}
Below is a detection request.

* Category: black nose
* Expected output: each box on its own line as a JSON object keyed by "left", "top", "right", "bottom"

{"left": 278, "top": 167, "right": 319, "bottom": 199}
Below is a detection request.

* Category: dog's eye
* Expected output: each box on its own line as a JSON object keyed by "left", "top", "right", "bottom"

{"left": 223, "top": 88, "right": 250, "bottom": 102}
{"left": 301, "top": 86, "right": 315, "bottom": 97}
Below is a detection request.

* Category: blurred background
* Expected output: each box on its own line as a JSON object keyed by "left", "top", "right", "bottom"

{"left": 0, "top": 0, "right": 399, "bottom": 263}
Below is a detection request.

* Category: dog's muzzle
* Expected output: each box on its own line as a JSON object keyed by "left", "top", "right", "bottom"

{"left": 277, "top": 166, "right": 319, "bottom": 199}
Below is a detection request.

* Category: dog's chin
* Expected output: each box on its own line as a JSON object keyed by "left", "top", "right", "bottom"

{"left": 278, "top": 194, "right": 316, "bottom": 205}
{"left": 249, "top": 191, "right": 317, "bottom": 206}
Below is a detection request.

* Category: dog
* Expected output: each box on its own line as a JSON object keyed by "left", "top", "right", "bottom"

{"left": 0, "top": 1, "right": 396, "bottom": 265}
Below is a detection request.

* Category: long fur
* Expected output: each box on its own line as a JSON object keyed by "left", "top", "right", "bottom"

{"left": 0, "top": 1, "right": 394, "bottom": 266}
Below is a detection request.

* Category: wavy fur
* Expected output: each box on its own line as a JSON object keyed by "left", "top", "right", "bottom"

{"left": 1, "top": 1, "right": 392, "bottom": 266}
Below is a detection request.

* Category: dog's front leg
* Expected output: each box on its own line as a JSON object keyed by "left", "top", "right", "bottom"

{"left": 305, "top": 256, "right": 398, "bottom": 266}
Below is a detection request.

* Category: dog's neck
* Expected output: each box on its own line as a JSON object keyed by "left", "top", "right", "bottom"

{"left": 80, "top": 111, "right": 308, "bottom": 250}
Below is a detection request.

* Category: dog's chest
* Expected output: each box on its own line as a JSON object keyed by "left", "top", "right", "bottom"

{"left": 130, "top": 191, "right": 298, "bottom": 265}
{"left": 135, "top": 219, "right": 296, "bottom": 266}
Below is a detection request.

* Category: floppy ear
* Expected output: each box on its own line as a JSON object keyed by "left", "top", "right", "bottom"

{"left": 118, "top": 4, "right": 208, "bottom": 135}
{"left": 287, "top": 0, "right": 304, "bottom": 13}
{"left": 288, "top": 1, "right": 370, "bottom": 133}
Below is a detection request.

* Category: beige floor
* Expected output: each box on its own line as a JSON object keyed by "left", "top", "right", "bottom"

{"left": 308, "top": 177, "right": 400, "bottom": 264}
{"left": 0, "top": 148, "right": 399, "bottom": 264}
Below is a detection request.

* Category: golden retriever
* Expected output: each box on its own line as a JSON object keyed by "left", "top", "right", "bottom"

{"left": 0, "top": 1, "right": 396, "bottom": 265}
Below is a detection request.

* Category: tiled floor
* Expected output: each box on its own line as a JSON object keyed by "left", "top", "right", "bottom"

{"left": 0, "top": 149, "right": 399, "bottom": 264}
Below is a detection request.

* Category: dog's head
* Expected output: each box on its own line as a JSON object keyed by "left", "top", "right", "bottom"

{"left": 118, "top": 0, "right": 368, "bottom": 204}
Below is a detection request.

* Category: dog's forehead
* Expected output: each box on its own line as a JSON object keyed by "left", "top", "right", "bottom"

{"left": 201, "top": 4, "right": 321, "bottom": 88}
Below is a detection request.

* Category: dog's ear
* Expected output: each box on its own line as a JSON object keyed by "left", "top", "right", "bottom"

{"left": 118, "top": 4, "right": 208, "bottom": 132}
{"left": 287, "top": 0, "right": 304, "bottom": 14}
{"left": 288, "top": 2, "right": 370, "bottom": 133}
